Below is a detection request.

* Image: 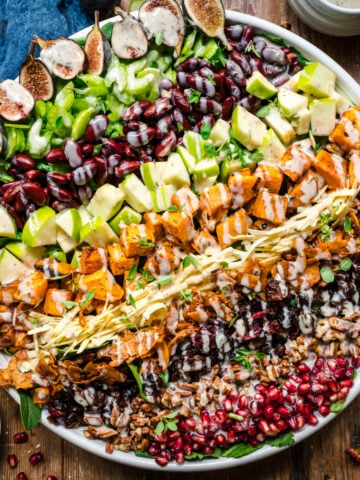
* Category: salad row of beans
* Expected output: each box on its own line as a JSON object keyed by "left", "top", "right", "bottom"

{"left": 0, "top": 23, "right": 300, "bottom": 229}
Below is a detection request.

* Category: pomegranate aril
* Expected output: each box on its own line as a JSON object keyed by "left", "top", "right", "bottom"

{"left": 17, "top": 473, "right": 28, "bottom": 480}
{"left": 155, "top": 455, "right": 168, "bottom": 466}
{"left": 29, "top": 451, "right": 44, "bottom": 465}
{"left": 47, "top": 476, "right": 58, "bottom": 480}
{"left": 215, "top": 433, "right": 227, "bottom": 446}
{"left": 7, "top": 454, "right": 18, "bottom": 468}
{"left": 307, "top": 414, "right": 319, "bottom": 426}
{"left": 318, "top": 406, "right": 330, "bottom": 417}
{"left": 13, "top": 431, "right": 29, "bottom": 443}
{"left": 175, "top": 452, "right": 184, "bottom": 464}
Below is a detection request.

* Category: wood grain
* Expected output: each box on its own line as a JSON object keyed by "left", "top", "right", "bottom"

{"left": 1, "top": 1, "right": 360, "bottom": 479}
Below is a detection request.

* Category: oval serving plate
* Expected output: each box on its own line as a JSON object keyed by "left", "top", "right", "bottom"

{"left": 1, "top": 9, "right": 360, "bottom": 472}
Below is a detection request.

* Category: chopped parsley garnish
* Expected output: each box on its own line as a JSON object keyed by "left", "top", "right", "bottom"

{"left": 139, "top": 237, "right": 155, "bottom": 248}
{"left": 179, "top": 289, "right": 193, "bottom": 302}
{"left": 204, "top": 142, "right": 217, "bottom": 158}
{"left": 188, "top": 88, "right": 201, "bottom": 104}
{"left": 234, "top": 348, "right": 265, "bottom": 371}
{"left": 200, "top": 122, "right": 211, "bottom": 140}
{"left": 155, "top": 276, "right": 173, "bottom": 286}
{"left": 320, "top": 267, "right": 335, "bottom": 284}
{"left": 155, "top": 411, "right": 179, "bottom": 435}
{"left": 182, "top": 255, "right": 199, "bottom": 268}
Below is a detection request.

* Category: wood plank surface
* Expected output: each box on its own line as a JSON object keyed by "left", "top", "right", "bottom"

{"left": 1, "top": 1, "right": 360, "bottom": 479}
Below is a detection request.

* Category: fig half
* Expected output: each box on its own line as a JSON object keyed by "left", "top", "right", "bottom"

{"left": 139, "top": 0, "right": 185, "bottom": 57}
{"left": 183, "top": 0, "right": 232, "bottom": 50}
{"left": 20, "top": 41, "right": 54, "bottom": 101}
{"left": 34, "top": 36, "right": 86, "bottom": 80}
{"left": 85, "top": 10, "right": 112, "bottom": 75}
{"left": 112, "top": 8, "right": 148, "bottom": 59}
{"left": 0, "top": 80, "right": 34, "bottom": 122}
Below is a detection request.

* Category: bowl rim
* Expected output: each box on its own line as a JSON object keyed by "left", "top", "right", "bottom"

{"left": 2, "top": 8, "right": 360, "bottom": 473}
{"left": 319, "top": 0, "right": 360, "bottom": 14}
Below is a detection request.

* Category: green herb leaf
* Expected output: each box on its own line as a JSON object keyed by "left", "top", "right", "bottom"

{"left": 200, "top": 122, "right": 211, "bottom": 140}
{"left": 182, "top": 255, "right": 199, "bottom": 268}
{"left": 135, "top": 450, "right": 153, "bottom": 458}
{"left": 204, "top": 142, "right": 217, "bottom": 158}
{"left": 248, "top": 150, "right": 264, "bottom": 163}
{"left": 155, "top": 421, "right": 165, "bottom": 434}
{"left": 101, "top": 22, "right": 114, "bottom": 41}
{"left": 221, "top": 286, "right": 227, "bottom": 295}
{"left": 220, "top": 261, "right": 229, "bottom": 269}
{"left": 208, "top": 47, "right": 227, "bottom": 67}
{"left": 256, "top": 106, "right": 270, "bottom": 118}
{"left": 245, "top": 43, "right": 260, "bottom": 58}
{"left": 185, "top": 447, "right": 222, "bottom": 461}
{"left": 339, "top": 257, "right": 352, "bottom": 271}
{"left": 222, "top": 442, "right": 263, "bottom": 458}
{"left": 266, "top": 432, "right": 295, "bottom": 447}
{"left": 180, "top": 289, "right": 193, "bottom": 302}
{"left": 188, "top": 89, "right": 201, "bottom": 104}
{"left": 142, "top": 269, "right": 155, "bottom": 282}
{"left": 159, "top": 369, "right": 169, "bottom": 385}
{"left": 19, "top": 391, "right": 42, "bottom": 430}
{"left": 127, "top": 264, "right": 138, "bottom": 281}
{"left": 139, "top": 237, "right": 155, "bottom": 248}
{"left": 167, "top": 205, "right": 181, "bottom": 212}
{"left": 344, "top": 216, "right": 351, "bottom": 233}
{"left": 155, "top": 276, "right": 173, "bottom": 286}
{"left": 319, "top": 212, "right": 333, "bottom": 241}
{"left": 320, "top": 267, "right": 335, "bottom": 284}
{"left": 80, "top": 290, "right": 95, "bottom": 306}
{"left": 155, "top": 32, "right": 163, "bottom": 46}
{"left": 128, "top": 363, "right": 147, "bottom": 402}
{"left": 62, "top": 300, "right": 79, "bottom": 311}
{"left": 207, "top": 75, "right": 216, "bottom": 85}
{"left": 330, "top": 401, "right": 344, "bottom": 413}
{"left": 228, "top": 315, "right": 238, "bottom": 328}
{"left": 129, "top": 294, "right": 136, "bottom": 308}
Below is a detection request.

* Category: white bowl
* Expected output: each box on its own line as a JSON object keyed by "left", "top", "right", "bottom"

{"left": 2, "top": 9, "right": 360, "bottom": 472}
{"left": 288, "top": 0, "right": 360, "bottom": 36}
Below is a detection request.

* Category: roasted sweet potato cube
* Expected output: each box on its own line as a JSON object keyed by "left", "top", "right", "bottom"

{"left": 349, "top": 149, "right": 360, "bottom": 186}
{"left": 0, "top": 285, "right": 17, "bottom": 304}
{"left": 236, "top": 272, "right": 262, "bottom": 291}
{"left": 144, "top": 241, "right": 181, "bottom": 277}
{"left": 313, "top": 150, "right": 347, "bottom": 189}
{"left": 255, "top": 164, "right": 284, "bottom": 193}
{"left": 329, "top": 106, "right": 360, "bottom": 152}
{"left": 79, "top": 270, "right": 124, "bottom": 302}
{"left": 35, "top": 258, "right": 74, "bottom": 278}
{"left": 251, "top": 191, "right": 288, "bottom": 225}
{"left": 279, "top": 145, "right": 313, "bottom": 182}
{"left": 288, "top": 170, "right": 319, "bottom": 209}
{"left": 192, "top": 230, "right": 220, "bottom": 254}
{"left": 171, "top": 185, "right": 200, "bottom": 215}
{"left": 143, "top": 212, "right": 164, "bottom": 241}
{"left": 216, "top": 209, "right": 250, "bottom": 248}
{"left": 106, "top": 244, "right": 139, "bottom": 276}
{"left": 13, "top": 271, "right": 48, "bottom": 306}
{"left": 228, "top": 173, "right": 259, "bottom": 209}
{"left": 78, "top": 247, "right": 107, "bottom": 274}
{"left": 120, "top": 224, "right": 155, "bottom": 257}
{"left": 162, "top": 210, "right": 196, "bottom": 243}
{"left": 44, "top": 289, "right": 73, "bottom": 316}
{"left": 0, "top": 305, "right": 12, "bottom": 323}
{"left": 199, "top": 183, "right": 231, "bottom": 231}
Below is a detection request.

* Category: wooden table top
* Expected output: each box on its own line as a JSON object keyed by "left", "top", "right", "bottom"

{"left": 1, "top": 1, "right": 360, "bottom": 479}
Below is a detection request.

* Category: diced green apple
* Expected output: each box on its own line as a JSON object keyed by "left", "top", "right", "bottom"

{"left": 258, "top": 129, "right": 286, "bottom": 163}
{"left": 78, "top": 204, "right": 93, "bottom": 225}
{"left": 183, "top": 131, "right": 205, "bottom": 162}
{"left": 193, "top": 176, "right": 218, "bottom": 193}
{"left": 246, "top": 71, "right": 278, "bottom": 100}
{"left": 55, "top": 208, "right": 81, "bottom": 241}
{"left": 5, "top": 242, "right": 45, "bottom": 267}
{"left": 87, "top": 183, "right": 125, "bottom": 221}
{"left": 192, "top": 159, "right": 220, "bottom": 180}
{"left": 282, "top": 71, "right": 301, "bottom": 92}
{"left": 232, "top": 105, "right": 267, "bottom": 151}
{"left": 331, "top": 90, "right": 352, "bottom": 115}
{"left": 291, "top": 108, "right": 311, "bottom": 135}
{"left": 220, "top": 160, "right": 244, "bottom": 182}
{"left": 297, "top": 62, "right": 336, "bottom": 98}
{"left": 80, "top": 216, "right": 119, "bottom": 248}
{"left": 109, "top": 206, "right": 142, "bottom": 235}
{"left": 140, "top": 162, "right": 162, "bottom": 190}
{"left": 278, "top": 88, "right": 308, "bottom": 117}
{"left": 177, "top": 145, "right": 196, "bottom": 173}
{"left": 0, "top": 204, "right": 17, "bottom": 238}
{"left": 22, "top": 206, "right": 57, "bottom": 247}
{"left": 263, "top": 107, "right": 295, "bottom": 145}
{"left": 0, "top": 249, "right": 31, "bottom": 284}
{"left": 209, "top": 119, "right": 230, "bottom": 146}
{"left": 151, "top": 185, "right": 177, "bottom": 213}
{"left": 163, "top": 153, "right": 191, "bottom": 187}
{"left": 56, "top": 228, "right": 78, "bottom": 253}
{"left": 309, "top": 97, "right": 336, "bottom": 136}
{"left": 121, "top": 174, "right": 153, "bottom": 212}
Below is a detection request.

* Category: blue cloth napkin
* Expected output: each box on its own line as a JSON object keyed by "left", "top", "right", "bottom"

{"left": 0, "top": 0, "right": 92, "bottom": 81}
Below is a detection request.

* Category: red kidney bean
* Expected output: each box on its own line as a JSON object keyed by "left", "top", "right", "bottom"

{"left": 155, "top": 130, "right": 177, "bottom": 158}
{"left": 171, "top": 109, "right": 192, "bottom": 131}
{"left": 48, "top": 183, "right": 73, "bottom": 202}
{"left": 14, "top": 192, "right": 28, "bottom": 212}
{"left": 64, "top": 140, "right": 83, "bottom": 168}
{"left": 84, "top": 114, "right": 109, "bottom": 143}
{"left": 138, "top": 148, "right": 153, "bottom": 163}
{"left": 144, "top": 97, "right": 173, "bottom": 120}
{"left": 171, "top": 89, "right": 192, "bottom": 113}
{"left": 194, "top": 115, "right": 215, "bottom": 133}
{"left": 175, "top": 57, "right": 203, "bottom": 72}
{"left": 46, "top": 148, "right": 67, "bottom": 164}
{"left": 47, "top": 172, "right": 70, "bottom": 185}
{"left": 25, "top": 203, "right": 36, "bottom": 218}
{"left": 157, "top": 114, "right": 173, "bottom": 136}
{"left": 3, "top": 183, "right": 21, "bottom": 203}
{"left": 177, "top": 72, "right": 216, "bottom": 97}
{"left": 265, "top": 64, "right": 287, "bottom": 77}
{"left": 21, "top": 182, "right": 47, "bottom": 206}
{"left": 197, "top": 66, "right": 215, "bottom": 78}
{"left": 2, "top": 202, "right": 24, "bottom": 229}
{"left": 72, "top": 161, "right": 97, "bottom": 186}
{"left": 227, "top": 39, "right": 243, "bottom": 51}
{"left": 225, "top": 24, "right": 244, "bottom": 40}
{"left": 78, "top": 185, "right": 92, "bottom": 203}
{"left": 123, "top": 121, "right": 146, "bottom": 134}
{"left": 253, "top": 37, "right": 267, "bottom": 55}
{"left": 9, "top": 168, "right": 24, "bottom": 180}
{"left": 224, "top": 76, "right": 241, "bottom": 98}
{"left": 262, "top": 46, "right": 287, "bottom": 65}
{"left": 249, "top": 57, "right": 265, "bottom": 75}
{"left": 230, "top": 51, "right": 251, "bottom": 75}
{"left": 122, "top": 100, "right": 151, "bottom": 122}
{"left": 124, "top": 144, "right": 138, "bottom": 160}
{"left": 289, "top": 59, "right": 301, "bottom": 75}
{"left": 51, "top": 200, "right": 70, "bottom": 211}
{"left": 195, "top": 97, "right": 222, "bottom": 116}
{"left": 237, "top": 95, "right": 261, "bottom": 112}
{"left": 81, "top": 143, "right": 94, "bottom": 157}
{"left": 159, "top": 77, "right": 174, "bottom": 96}
{"left": 126, "top": 126, "right": 156, "bottom": 147}
{"left": 0, "top": 180, "right": 22, "bottom": 194}
{"left": 24, "top": 169, "right": 46, "bottom": 184}
{"left": 11, "top": 153, "right": 36, "bottom": 171}
{"left": 241, "top": 25, "right": 255, "bottom": 45}
{"left": 106, "top": 154, "right": 121, "bottom": 175}
{"left": 101, "top": 138, "right": 127, "bottom": 156}
{"left": 221, "top": 96, "right": 234, "bottom": 120}
{"left": 94, "top": 156, "right": 108, "bottom": 185}
{"left": 272, "top": 72, "right": 290, "bottom": 87}
{"left": 115, "top": 161, "right": 140, "bottom": 178}
{"left": 226, "top": 59, "right": 246, "bottom": 87}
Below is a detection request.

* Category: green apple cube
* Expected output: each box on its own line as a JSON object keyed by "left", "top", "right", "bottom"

{"left": 232, "top": 105, "right": 267, "bottom": 151}
{"left": 209, "top": 119, "right": 230, "bottom": 146}
{"left": 78, "top": 204, "right": 93, "bottom": 225}
{"left": 330, "top": 90, "right": 352, "bottom": 115}
{"left": 246, "top": 71, "right": 278, "bottom": 100}
{"left": 87, "top": 183, "right": 125, "bottom": 221}
{"left": 183, "top": 131, "right": 205, "bottom": 162}
{"left": 80, "top": 216, "right": 119, "bottom": 248}
{"left": 140, "top": 162, "right": 162, "bottom": 190}
{"left": 310, "top": 98, "right": 336, "bottom": 136}
{"left": 163, "top": 153, "right": 191, "bottom": 187}
{"left": 220, "top": 160, "right": 244, "bottom": 182}
{"left": 258, "top": 129, "right": 286, "bottom": 163}
{"left": 22, "top": 206, "right": 57, "bottom": 247}
{"left": 297, "top": 62, "right": 336, "bottom": 98}
{"left": 57, "top": 228, "right": 78, "bottom": 253}
{"left": 6, "top": 241, "right": 45, "bottom": 267}
{"left": 150, "top": 185, "right": 177, "bottom": 213}
{"left": 278, "top": 88, "right": 308, "bottom": 117}
{"left": 177, "top": 145, "right": 196, "bottom": 173}
{"left": 192, "top": 159, "right": 220, "bottom": 180}
{"left": 0, "top": 249, "right": 31, "bottom": 284}
{"left": 121, "top": 174, "right": 153, "bottom": 212}
{"left": 282, "top": 71, "right": 301, "bottom": 92}
{"left": 55, "top": 208, "right": 81, "bottom": 241}
{"left": 263, "top": 107, "right": 295, "bottom": 145}
{"left": 109, "top": 206, "right": 142, "bottom": 235}
{"left": 71, "top": 249, "right": 82, "bottom": 268}
{"left": 193, "top": 175, "right": 218, "bottom": 193}
{"left": 291, "top": 108, "right": 311, "bottom": 135}
{"left": 0, "top": 204, "right": 17, "bottom": 238}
